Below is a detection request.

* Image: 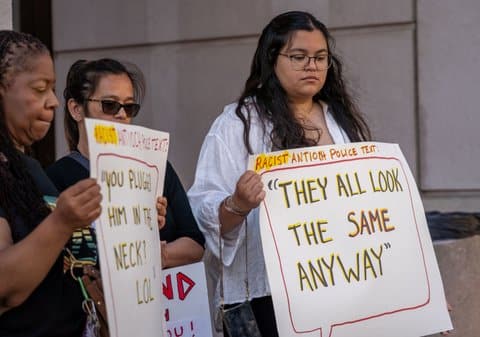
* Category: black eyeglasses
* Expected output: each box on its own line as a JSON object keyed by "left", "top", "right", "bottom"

{"left": 278, "top": 53, "right": 332, "bottom": 71}
{"left": 86, "top": 98, "right": 140, "bottom": 118}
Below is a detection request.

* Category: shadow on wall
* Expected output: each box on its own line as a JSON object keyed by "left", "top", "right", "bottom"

{"left": 427, "top": 212, "right": 480, "bottom": 241}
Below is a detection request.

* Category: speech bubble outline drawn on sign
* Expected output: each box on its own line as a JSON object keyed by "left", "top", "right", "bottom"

{"left": 96, "top": 153, "right": 161, "bottom": 336}
{"left": 260, "top": 155, "right": 430, "bottom": 337}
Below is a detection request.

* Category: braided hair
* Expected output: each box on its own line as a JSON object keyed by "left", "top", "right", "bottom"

{"left": 0, "top": 30, "right": 51, "bottom": 227}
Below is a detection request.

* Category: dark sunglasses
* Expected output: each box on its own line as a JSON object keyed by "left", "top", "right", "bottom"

{"left": 86, "top": 98, "right": 140, "bottom": 118}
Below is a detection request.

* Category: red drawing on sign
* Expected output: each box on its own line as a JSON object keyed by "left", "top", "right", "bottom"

{"left": 163, "top": 274, "right": 174, "bottom": 299}
{"left": 177, "top": 272, "right": 195, "bottom": 301}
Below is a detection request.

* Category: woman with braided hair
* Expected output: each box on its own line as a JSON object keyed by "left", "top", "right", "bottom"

{"left": 0, "top": 30, "right": 102, "bottom": 336}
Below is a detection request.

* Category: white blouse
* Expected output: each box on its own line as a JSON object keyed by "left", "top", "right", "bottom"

{"left": 187, "top": 100, "right": 349, "bottom": 310}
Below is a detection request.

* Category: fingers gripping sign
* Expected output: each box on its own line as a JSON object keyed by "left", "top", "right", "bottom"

{"left": 156, "top": 196, "right": 167, "bottom": 231}
{"left": 233, "top": 170, "right": 266, "bottom": 213}
{"left": 55, "top": 178, "right": 102, "bottom": 229}
{"left": 220, "top": 170, "right": 266, "bottom": 235}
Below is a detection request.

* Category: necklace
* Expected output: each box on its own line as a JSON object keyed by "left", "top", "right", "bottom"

{"left": 295, "top": 102, "right": 315, "bottom": 123}
{"left": 296, "top": 102, "right": 333, "bottom": 145}
{"left": 296, "top": 102, "right": 325, "bottom": 128}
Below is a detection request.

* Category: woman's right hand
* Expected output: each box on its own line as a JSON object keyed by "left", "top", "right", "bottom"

{"left": 232, "top": 170, "right": 266, "bottom": 213}
{"left": 54, "top": 178, "right": 102, "bottom": 230}
{"left": 219, "top": 170, "right": 265, "bottom": 235}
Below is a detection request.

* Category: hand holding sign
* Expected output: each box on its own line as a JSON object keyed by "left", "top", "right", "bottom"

{"left": 233, "top": 170, "right": 266, "bottom": 213}
{"left": 157, "top": 196, "right": 167, "bottom": 230}
{"left": 220, "top": 170, "right": 266, "bottom": 235}
{"left": 54, "top": 178, "right": 102, "bottom": 229}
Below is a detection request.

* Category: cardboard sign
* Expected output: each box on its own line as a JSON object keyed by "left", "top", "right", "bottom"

{"left": 163, "top": 262, "right": 213, "bottom": 337}
{"left": 249, "top": 142, "right": 452, "bottom": 337}
{"left": 86, "top": 118, "right": 169, "bottom": 337}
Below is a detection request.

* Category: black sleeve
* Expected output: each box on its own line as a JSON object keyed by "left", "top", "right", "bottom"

{"left": 46, "top": 157, "right": 89, "bottom": 193}
{"left": 23, "top": 155, "right": 59, "bottom": 197}
{"left": 160, "top": 161, "right": 205, "bottom": 247}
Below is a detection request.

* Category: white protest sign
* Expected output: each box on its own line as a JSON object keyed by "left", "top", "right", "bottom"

{"left": 163, "top": 262, "right": 213, "bottom": 337}
{"left": 249, "top": 142, "right": 452, "bottom": 337}
{"left": 86, "top": 118, "right": 169, "bottom": 337}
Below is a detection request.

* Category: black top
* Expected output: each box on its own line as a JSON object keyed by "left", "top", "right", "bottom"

{"left": 46, "top": 155, "right": 205, "bottom": 246}
{"left": 0, "top": 154, "right": 85, "bottom": 337}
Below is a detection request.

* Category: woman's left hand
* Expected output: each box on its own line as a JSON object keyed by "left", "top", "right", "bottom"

{"left": 156, "top": 196, "right": 167, "bottom": 230}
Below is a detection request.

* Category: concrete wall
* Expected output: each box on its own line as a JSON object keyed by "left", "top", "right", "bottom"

{"left": 0, "top": 0, "right": 12, "bottom": 29}
{"left": 51, "top": 0, "right": 480, "bottom": 210}
{"left": 417, "top": 0, "right": 480, "bottom": 211}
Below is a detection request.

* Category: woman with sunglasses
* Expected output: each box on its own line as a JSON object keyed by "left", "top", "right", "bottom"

{"left": 48, "top": 57, "right": 204, "bottom": 264}
{"left": 188, "top": 11, "right": 371, "bottom": 337}
{"left": 46, "top": 59, "right": 205, "bottom": 332}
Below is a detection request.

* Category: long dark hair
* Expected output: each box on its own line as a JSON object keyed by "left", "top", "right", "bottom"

{"left": 64, "top": 58, "right": 146, "bottom": 151}
{"left": 0, "top": 30, "right": 51, "bottom": 226}
{"left": 235, "top": 11, "right": 371, "bottom": 153}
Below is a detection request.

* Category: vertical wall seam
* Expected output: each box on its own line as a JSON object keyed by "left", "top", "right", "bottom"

{"left": 413, "top": 0, "right": 422, "bottom": 190}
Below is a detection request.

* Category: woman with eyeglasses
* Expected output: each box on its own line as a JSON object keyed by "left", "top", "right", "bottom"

{"left": 0, "top": 31, "right": 102, "bottom": 336}
{"left": 188, "top": 11, "right": 371, "bottom": 337}
{"left": 46, "top": 58, "right": 205, "bottom": 334}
